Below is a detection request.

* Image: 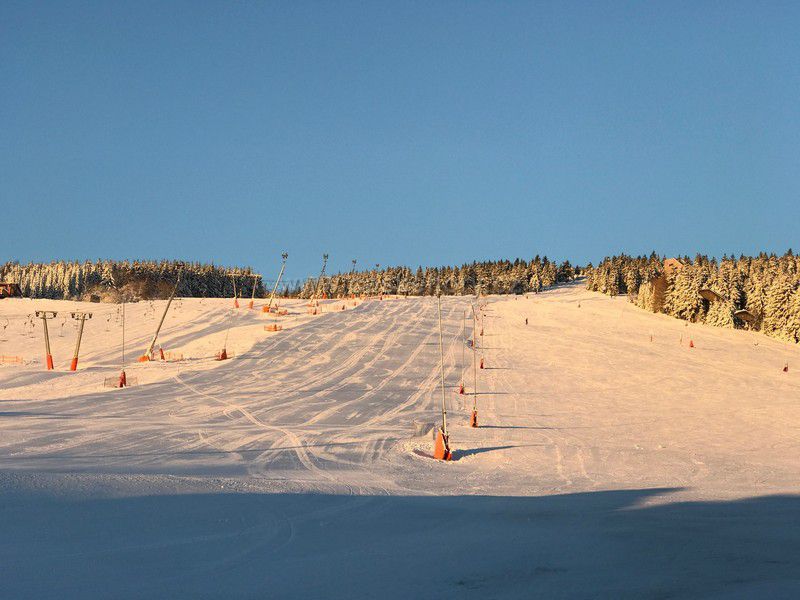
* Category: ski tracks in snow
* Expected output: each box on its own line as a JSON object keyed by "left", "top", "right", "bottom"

{"left": 165, "top": 298, "right": 471, "bottom": 493}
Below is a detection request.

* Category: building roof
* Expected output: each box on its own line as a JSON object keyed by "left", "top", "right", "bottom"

{"left": 662, "top": 258, "right": 684, "bottom": 274}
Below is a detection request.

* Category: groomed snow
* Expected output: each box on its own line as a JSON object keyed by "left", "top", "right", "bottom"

{"left": 1, "top": 285, "right": 799, "bottom": 598}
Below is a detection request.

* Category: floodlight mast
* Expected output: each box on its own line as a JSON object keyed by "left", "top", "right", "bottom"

{"left": 310, "top": 254, "right": 329, "bottom": 305}
{"left": 140, "top": 272, "right": 181, "bottom": 361}
{"left": 248, "top": 273, "right": 262, "bottom": 308}
{"left": 437, "top": 295, "right": 448, "bottom": 436}
{"left": 231, "top": 272, "right": 240, "bottom": 308}
{"left": 461, "top": 310, "right": 466, "bottom": 389}
{"left": 471, "top": 304, "right": 478, "bottom": 414}
{"left": 266, "top": 253, "right": 289, "bottom": 313}
{"left": 122, "top": 302, "right": 126, "bottom": 368}
{"left": 117, "top": 302, "right": 129, "bottom": 387}
{"left": 69, "top": 311, "right": 93, "bottom": 371}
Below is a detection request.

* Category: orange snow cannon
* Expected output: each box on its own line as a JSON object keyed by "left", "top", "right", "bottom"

{"left": 264, "top": 324, "right": 282, "bottom": 332}
{"left": 216, "top": 349, "right": 228, "bottom": 361}
{"left": 137, "top": 354, "right": 151, "bottom": 362}
{"left": 433, "top": 427, "right": 452, "bottom": 461}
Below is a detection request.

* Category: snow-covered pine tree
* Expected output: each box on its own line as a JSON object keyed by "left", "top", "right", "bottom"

{"left": 762, "top": 274, "right": 796, "bottom": 341}
{"left": 704, "top": 299, "right": 735, "bottom": 329}
{"left": 664, "top": 264, "right": 704, "bottom": 322}
{"left": 785, "top": 286, "right": 800, "bottom": 343}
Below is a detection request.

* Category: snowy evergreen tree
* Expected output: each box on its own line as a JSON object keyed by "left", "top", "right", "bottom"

{"left": 705, "top": 300, "right": 735, "bottom": 329}
{"left": 588, "top": 251, "right": 800, "bottom": 344}
{"left": 0, "top": 260, "right": 266, "bottom": 302}
{"left": 762, "top": 274, "right": 796, "bottom": 340}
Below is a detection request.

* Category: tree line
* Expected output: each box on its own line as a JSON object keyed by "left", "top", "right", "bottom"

{"left": 299, "top": 258, "right": 582, "bottom": 298}
{"left": 0, "top": 260, "right": 265, "bottom": 302}
{"left": 585, "top": 251, "right": 800, "bottom": 343}
{"left": 2, "top": 257, "right": 582, "bottom": 302}
{"left": 8, "top": 254, "right": 800, "bottom": 344}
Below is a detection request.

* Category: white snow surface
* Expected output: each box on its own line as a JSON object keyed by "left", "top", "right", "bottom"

{"left": 1, "top": 285, "right": 799, "bottom": 598}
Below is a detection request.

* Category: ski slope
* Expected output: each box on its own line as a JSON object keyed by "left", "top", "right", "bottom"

{"left": 1, "top": 285, "right": 799, "bottom": 598}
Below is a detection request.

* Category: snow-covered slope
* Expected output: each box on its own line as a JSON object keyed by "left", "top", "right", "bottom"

{"left": 1, "top": 286, "right": 798, "bottom": 598}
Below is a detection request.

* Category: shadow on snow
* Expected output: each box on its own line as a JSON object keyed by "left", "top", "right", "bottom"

{"left": 2, "top": 485, "right": 800, "bottom": 599}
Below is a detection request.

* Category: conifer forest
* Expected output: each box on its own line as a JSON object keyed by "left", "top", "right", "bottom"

{"left": 4, "top": 252, "right": 799, "bottom": 344}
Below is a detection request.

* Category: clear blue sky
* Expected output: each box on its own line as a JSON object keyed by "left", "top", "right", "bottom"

{"left": 2, "top": 1, "right": 798, "bottom": 281}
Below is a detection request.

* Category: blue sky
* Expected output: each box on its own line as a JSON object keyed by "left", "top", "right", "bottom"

{"left": 2, "top": 1, "right": 798, "bottom": 281}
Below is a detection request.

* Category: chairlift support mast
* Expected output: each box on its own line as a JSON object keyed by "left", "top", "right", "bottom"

{"left": 35, "top": 310, "right": 58, "bottom": 370}
{"left": 69, "top": 311, "right": 93, "bottom": 371}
